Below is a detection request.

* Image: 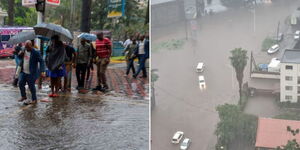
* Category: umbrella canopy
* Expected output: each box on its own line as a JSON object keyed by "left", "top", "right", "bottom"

{"left": 77, "top": 33, "right": 97, "bottom": 41}
{"left": 34, "top": 23, "right": 73, "bottom": 42}
{"left": 7, "top": 31, "right": 36, "bottom": 45}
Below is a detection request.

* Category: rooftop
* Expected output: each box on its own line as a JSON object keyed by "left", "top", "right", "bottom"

{"left": 281, "top": 49, "right": 300, "bottom": 64}
{"left": 151, "top": 0, "right": 176, "bottom": 5}
{"left": 255, "top": 118, "right": 300, "bottom": 148}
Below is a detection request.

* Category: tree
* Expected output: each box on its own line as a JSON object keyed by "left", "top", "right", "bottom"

{"left": 229, "top": 48, "right": 248, "bottom": 105}
{"left": 277, "top": 126, "right": 300, "bottom": 149}
{"left": 7, "top": 0, "right": 15, "bottom": 25}
{"left": 80, "top": 0, "right": 92, "bottom": 32}
{"left": 145, "top": 0, "right": 149, "bottom": 25}
{"left": 215, "top": 103, "right": 257, "bottom": 149}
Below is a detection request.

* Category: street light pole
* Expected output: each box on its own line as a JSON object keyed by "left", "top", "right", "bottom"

{"left": 253, "top": 6, "right": 256, "bottom": 33}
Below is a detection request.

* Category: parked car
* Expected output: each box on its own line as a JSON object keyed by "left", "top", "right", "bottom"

{"left": 180, "top": 138, "right": 191, "bottom": 150}
{"left": 196, "top": 62, "right": 204, "bottom": 73}
{"left": 267, "top": 44, "right": 279, "bottom": 54}
{"left": 172, "top": 131, "right": 184, "bottom": 144}
{"left": 0, "top": 48, "right": 14, "bottom": 59}
{"left": 294, "top": 30, "right": 300, "bottom": 40}
{"left": 199, "top": 75, "right": 206, "bottom": 90}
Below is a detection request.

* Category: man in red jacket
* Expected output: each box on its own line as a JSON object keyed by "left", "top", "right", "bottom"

{"left": 93, "top": 32, "right": 112, "bottom": 92}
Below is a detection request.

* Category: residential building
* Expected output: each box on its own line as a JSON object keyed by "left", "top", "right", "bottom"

{"left": 255, "top": 118, "right": 300, "bottom": 150}
{"left": 280, "top": 50, "right": 300, "bottom": 103}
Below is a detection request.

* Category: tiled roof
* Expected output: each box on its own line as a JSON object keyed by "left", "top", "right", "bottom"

{"left": 255, "top": 118, "right": 300, "bottom": 148}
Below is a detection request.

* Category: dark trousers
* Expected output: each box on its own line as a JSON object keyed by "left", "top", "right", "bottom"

{"left": 126, "top": 58, "right": 135, "bottom": 75}
{"left": 76, "top": 63, "right": 87, "bottom": 88}
{"left": 135, "top": 55, "right": 147, "bottom": 77}
{"left": 19, "top": 72, "right": 37, "bottom": 101}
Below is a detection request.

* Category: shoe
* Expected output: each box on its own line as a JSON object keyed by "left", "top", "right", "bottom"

{"left": 100, "top": 85, "right": 109, "bottom": 92}
{"left": 92, "top": 86, "right": 102, "bottom": 91}
{"left": 18, "top": 97, "right": 27, "bottom": 102}
{"left": 53, "top": 94, "right": 59, "bottom": 97}
{"left": 133, "top": 74, "right": 137, "bottom": 78}
{"left": 23, "top": 99, "right": 37, "bottom": 105}
{"left": 140, "top": 75, "right": 147, "bottom": 78}
{"left": 48, "top": 94, "right": 54, "bottom": 97}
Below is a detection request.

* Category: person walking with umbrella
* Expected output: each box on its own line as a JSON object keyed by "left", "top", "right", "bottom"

{"left": 93, "top": 32, "right": 112, "bottom": 92}
{"left": 18, "top": 40, "right": 45, "bottom": 105}
{"left": 46, "top": 35, "right": 67, "bottom": 97}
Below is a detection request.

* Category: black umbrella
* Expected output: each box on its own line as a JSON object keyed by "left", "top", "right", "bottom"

{"left": 7, "top": 31, "right": 36, "bottom": 45}
{"left": 34, "top": 23, "right": 73, "bottom": 42}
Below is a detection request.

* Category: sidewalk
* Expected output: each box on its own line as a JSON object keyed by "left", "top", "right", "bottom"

{"left": 0, "top": 59, "right": 149, "bottom": 99}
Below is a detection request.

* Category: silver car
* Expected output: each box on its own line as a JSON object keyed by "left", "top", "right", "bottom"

{"left": 180, "top": 138, "right": 191, "bottom": 150}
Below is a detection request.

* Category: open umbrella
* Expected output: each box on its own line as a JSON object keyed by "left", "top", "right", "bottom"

{"left": 34, "top": 23, "right": 73, "bottom": 42}
{"left": 7, "top": 31, "right": 36, "bottom": 45}
{"left": 77, "top": 33, "right": 97, "bottom": 41}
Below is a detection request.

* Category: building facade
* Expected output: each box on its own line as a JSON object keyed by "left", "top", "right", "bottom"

{"left": 280, "top": 50, "right": 300, "bottom": 103}
{"left": 0, "top": 8, "right": 7, "bottom": 26}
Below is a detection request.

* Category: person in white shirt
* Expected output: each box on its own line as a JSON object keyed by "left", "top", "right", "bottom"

{"left": 18, "top": 40, "right": 46, "bottom": 105}
{"left": 123, "top": 35, "right": 133, "bottom": 48}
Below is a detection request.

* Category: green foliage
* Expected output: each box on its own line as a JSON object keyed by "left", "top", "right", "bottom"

{"left": 275, "top": 111, "right": 300, "bottom": 121}
{"left": 262, "top": 37, "right": 277, "bottom": 51}
{"left": 215, "top": 103, "right": 257, "bottom": 149}
{"left": 276, "top": 127, "right": 300, "bottom": 150}
{"left": 152, "top": 39, "right": 186, "bottom": 52}
{"left": 229, "top": 48, "right": 248, "bottom": 104}
{"left": 151, "top": 69, "right": 159, "bottom": 83}
{"left": 229, "top": 48, "right": 248, "bottom": 73}
{"left": 1, "top": 0, "right": 37, "bottom": 26}
{"left": 220, "top": 0, "right": 245, "bottom": 8}
{"left": 0, "top": 0, "right": 149, "bottom": 41}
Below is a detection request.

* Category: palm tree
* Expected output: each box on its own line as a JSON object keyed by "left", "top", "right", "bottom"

{"left": 80, "top": 0, "right": 92, "bottom": 32}
{"left": 8, "top": 0, "right": 15, "bottom": 25}
{"left": 229, "top": 48, "right": 248, "bottom": 105}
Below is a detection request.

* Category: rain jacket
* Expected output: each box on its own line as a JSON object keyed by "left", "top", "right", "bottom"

{"left": 46, "top": 42, "right": 66, "bottom": 71}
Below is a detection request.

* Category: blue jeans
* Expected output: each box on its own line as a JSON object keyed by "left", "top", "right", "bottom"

{"left": 135, "top": 55, "right": 147, "bottom": 77}
{"left": 19, "top": 72, "right": 37, "bottom": 101}
{"left": 126, "top": 58, "right": 135, "bottom": 75}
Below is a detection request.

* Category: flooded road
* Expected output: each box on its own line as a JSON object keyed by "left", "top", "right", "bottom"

{"left": 151, "top": 0, "right": 300, "bottom": 149}
{"left": 0, "top": 85, "right": 148, "bottom": 150}
{"left": 0, "top": 60, "right": 149, "bottom": 150}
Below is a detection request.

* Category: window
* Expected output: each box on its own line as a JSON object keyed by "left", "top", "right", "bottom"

{"left": 286, "top": 86, "right": 293, "bottom": 91}
{"left": 286, "top": 65, "right": 293, "bottom": 70}
{"left": 286, "top": 76, "right": 293, "bottom": 81}
{"left": 286, "top": 95, "right": 292, "bottom": 100}
{"left": 298, "top": 96, "right": 300, "bottom": 101}
{"left": 298, "top": 77, "right": 300, "bottom": 84}
{"left": 298, "top": 87, "right": 300, "bottom": 94}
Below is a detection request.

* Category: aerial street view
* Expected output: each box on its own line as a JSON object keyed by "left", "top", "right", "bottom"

{"left": 0, "top": 0, "right": 149, "bottom": 149}
{"left": 152, "top": 0, "right": 300, "bottom": 149}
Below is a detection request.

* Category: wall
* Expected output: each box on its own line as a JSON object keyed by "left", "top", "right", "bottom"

{"left": 151, "top": 1, "right": 185, "bottom": 27}
{"left": 280, "top": 63, "right": 299, "bottom": 103}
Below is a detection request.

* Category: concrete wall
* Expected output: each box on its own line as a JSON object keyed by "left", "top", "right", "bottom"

{"left": 280, "top": 63, "right": 300, "bottom": 103}
{"left": 151, "top": 1, "right": 184, "bottom": 27}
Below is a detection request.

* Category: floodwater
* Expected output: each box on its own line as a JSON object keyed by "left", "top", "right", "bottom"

{"left": 0, "top": 74, "right": 148, "bottom": 149}
{"left": 151, "top": 0, "right": 300, "bottom": 149}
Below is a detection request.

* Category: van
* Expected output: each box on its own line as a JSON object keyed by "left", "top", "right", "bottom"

{"left": 196, "top": 62, "right": 204, "bottom": 72}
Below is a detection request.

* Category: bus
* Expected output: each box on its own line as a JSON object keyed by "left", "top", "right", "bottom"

{"left": 0, "top": 27, "right": 33, "bottom": 50}
{"left": 0, "top": 27, "right": 33, "bottom": 58}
